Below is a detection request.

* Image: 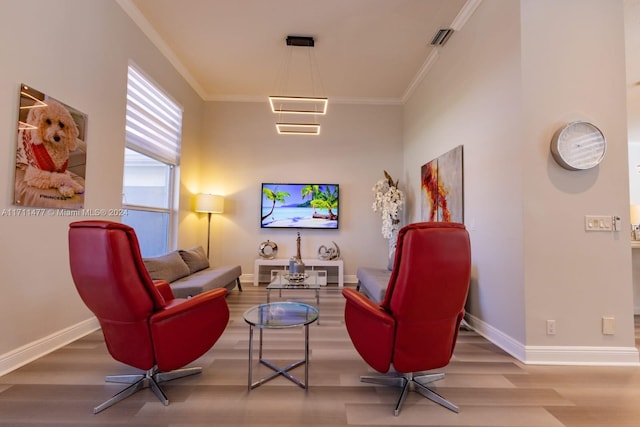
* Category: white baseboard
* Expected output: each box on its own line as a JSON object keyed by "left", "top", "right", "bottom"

{"left": 344, "top": 274, "right": 358, "bottom": 284}
{"left": 0, "top": 317, "right": 100, "bottom": 377}
{"left": 465, "top": 313, "right": 526, "bottom": 361}
{"left": 524, "top": 345, "right": 640, "bottom": 366}
{"left": 465, "top": 313, "right": 640, "bottom": 366}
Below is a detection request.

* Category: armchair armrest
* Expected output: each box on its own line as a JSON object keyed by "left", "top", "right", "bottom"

{"left": 342, "top": 288, "right": 395, "bottom": 373}
{"left": 150, "top": 288, "right": 229, "bottom": 371}
{"left": 153, "top": 280, "right": 174, "bottom": 302}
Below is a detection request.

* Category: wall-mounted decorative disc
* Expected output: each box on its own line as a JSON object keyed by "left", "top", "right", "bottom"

{"left": 259, "top": 240, "right": 278, "bottom": 259}
{"left": 550, "top": 121, "right": 606, "bottom": 170}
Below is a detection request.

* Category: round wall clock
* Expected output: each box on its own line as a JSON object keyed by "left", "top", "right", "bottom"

{"left": 550, "top": 121, "right": 606, "bottom": 171}
{"left": 258, "top": 240, "right": 278, "bottom": 259}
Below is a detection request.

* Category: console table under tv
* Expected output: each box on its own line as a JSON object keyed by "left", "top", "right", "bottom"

{"left": 253, "top": 258, "right": 344, "bottom": 288}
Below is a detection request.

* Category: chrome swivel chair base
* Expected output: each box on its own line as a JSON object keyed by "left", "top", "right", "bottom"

{"left": 94, "top": 366, "right": 202, "bottom": 414}
{"left": 361, "top": 372, "right": 457, "bottom": 416}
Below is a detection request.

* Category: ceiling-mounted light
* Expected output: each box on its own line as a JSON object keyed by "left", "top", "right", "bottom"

{"left": 286, "top": 35, "right": 315, "bottom": 47}
{"left": 269, "top": 96, "right": 328, "bottom": 115}
{"left": 270, "top": 35, "right": 327, "bottom": 135}
{"left": 276, "top": 123, "right": 321, "bottom": 135}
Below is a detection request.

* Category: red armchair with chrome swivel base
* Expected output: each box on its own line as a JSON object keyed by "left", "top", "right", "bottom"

{"left": 68, "top": 220, "right": 230, "bottom": 413}
{"left": 343, "top": 222, "right": 471, "bottom": 415}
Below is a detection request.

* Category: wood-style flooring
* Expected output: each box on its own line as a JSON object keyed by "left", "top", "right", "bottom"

{"left": 1, "top": 284, "right": 640, "bottom": 426}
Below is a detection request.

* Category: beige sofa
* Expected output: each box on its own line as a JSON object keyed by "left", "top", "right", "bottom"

{"left": 356, "top": 267, "right": 391, "bottom": 303}
{"left": 143, "top": 246, "right": 242, "bottom": 298}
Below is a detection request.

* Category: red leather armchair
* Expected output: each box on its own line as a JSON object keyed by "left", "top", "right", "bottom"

{"left": 68, "top": 220, "right": 230, "bottom": 413}
{"left": 342, "top": 222, "right": 471, "bottom": 415}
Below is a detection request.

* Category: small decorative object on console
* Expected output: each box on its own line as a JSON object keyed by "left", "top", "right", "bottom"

{"left": 317, "top": 241, "right": 340, "bottom": 260}
{"left": 259, "top": 240, "right": 278, "bottom": 259}
{"left": 289, "top": 232, "right": 306, "bottom": 276}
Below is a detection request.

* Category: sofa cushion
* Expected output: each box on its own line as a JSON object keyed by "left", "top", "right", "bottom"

{"left": 179, "top": 246, "right": 210, "bottom": 274}
{"left": 143, "top": 251, "right": 190, "bottom": 283}
{"left": 170, "top": 265, "right": 242, "bottom": 298}
{"left": 356, "top": 266, "right": 392, "bottom": 303}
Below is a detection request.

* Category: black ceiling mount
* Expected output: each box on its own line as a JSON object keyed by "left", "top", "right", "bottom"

{"left": 286, "top": 36, "right": 315, "bottom": 47}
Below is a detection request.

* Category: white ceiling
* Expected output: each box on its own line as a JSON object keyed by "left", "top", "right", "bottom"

{"left": 118, "top": 0, "right": 476, "bottom": 103}
{"left": 118, "top": 0, "right": 639, "bottom": 140}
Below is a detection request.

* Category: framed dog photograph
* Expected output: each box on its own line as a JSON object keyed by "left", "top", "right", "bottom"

{"left": 14, "top": 83, "right": 88, "bottom": 210}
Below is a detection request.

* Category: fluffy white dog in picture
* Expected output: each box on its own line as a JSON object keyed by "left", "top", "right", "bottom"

{"left": 19, "top": 99, "right": 84, "bottom": 198}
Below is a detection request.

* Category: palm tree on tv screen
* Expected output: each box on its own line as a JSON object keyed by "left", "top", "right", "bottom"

{"left": 261, "top": 187, "right": 290, "bottom": 221}
{"left": 311, "top": 185, "right": 338, "bottom": 220}
{"left": 301, "top": 184, "right": 320, "bottom": 214}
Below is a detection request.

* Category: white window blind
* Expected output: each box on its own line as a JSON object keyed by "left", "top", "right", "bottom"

{"left": 126, "top": 65, "right": 183, "bottom": 165}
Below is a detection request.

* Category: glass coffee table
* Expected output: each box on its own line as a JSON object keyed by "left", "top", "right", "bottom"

{"left": 243, "top": 302, "right": 319, "bottom": 390}
{"left": 266, "top": 270, "right": 325, "bottom": 308}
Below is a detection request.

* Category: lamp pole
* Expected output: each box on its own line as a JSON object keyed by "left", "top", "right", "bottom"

{"left": 206, "top": 212, "right": 212, "bottom": 258}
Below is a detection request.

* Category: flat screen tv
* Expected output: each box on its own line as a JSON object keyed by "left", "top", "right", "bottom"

{"left": 261, "top": 183, "right": 339, "bottom": 229}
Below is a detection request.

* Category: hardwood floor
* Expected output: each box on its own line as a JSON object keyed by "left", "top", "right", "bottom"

{"left": 1, "top": 284, "right": 640, "bottom": 426}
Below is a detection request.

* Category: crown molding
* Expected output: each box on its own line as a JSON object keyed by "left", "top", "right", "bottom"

{"left": 115, "top": 0, "right": 208, "bottom": 99}
{"left": 401, "top": 50, "right": 439, "bottom": 104}
{"left": 117, "top": 0, "right": 482, "bottom": 106}
{"left": 401, "top": 0, "right": 482, "bottom": 103}
{"left": 451, "top": 0, "right": 483, "bottom": 31}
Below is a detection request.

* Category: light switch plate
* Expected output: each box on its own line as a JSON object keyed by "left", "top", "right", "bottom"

{"left": 585, "top": 215, "right": 613, "bottom": 231}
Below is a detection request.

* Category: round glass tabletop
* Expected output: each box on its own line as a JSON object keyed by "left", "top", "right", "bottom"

{"left": 243, "top": 301, "right": 319, "bottom": 329}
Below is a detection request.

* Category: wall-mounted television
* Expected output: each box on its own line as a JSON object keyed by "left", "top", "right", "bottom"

{"left": 261, "top": 183, "right": 339, "bottom": 229}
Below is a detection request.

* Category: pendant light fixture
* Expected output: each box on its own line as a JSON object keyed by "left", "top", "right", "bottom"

{"left": 269, "top": 35, "right": 327, "bottom": 135}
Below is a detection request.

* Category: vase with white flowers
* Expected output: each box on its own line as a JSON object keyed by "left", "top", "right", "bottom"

{"left": 372, "top": 171, "right": 405, "bottom": 267}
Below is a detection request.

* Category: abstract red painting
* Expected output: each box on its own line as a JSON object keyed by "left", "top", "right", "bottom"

{"left": 421, "top": 145, "right": 463, "bottom": 223}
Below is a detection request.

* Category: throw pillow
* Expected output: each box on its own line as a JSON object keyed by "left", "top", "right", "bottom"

{"left": 143, "top": 251, "right": 190, "bottom": 283}
{"left": 179, "top": 246, "right": 210, "bottom": 274}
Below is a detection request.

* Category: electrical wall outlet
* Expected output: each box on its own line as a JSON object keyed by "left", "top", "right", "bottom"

{"left": 546, "top": 319, "right": 556, "bottom": 335}
{"left": 602, "top": 317, "right": 615, "bottom": 335}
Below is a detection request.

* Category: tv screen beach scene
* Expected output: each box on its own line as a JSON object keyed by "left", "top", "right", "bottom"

{"left": 261, "top": 183, "right": 339, "bottom": 229}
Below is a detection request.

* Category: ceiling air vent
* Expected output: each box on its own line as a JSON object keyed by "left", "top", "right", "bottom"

{"left": 430, "top": 28, "right": 454, "bottom": 46}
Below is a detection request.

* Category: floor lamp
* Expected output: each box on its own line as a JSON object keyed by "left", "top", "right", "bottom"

{"left": 195, "top": 194, "right": 224, "bottom": 258}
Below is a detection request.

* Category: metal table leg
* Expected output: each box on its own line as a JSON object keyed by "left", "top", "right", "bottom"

{"left": 247, "top": 324, "right": 311, "bottom": 390}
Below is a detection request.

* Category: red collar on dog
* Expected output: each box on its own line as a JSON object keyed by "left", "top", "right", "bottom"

{"left": 22, "top": 132, "right": 68, "bottom": 173}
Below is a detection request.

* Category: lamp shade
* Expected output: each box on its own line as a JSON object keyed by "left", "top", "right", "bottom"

{"left": 631, "top": 205, "right": 640, "bottom": 225}
{"left": 195, "top": 194, "right": 224, "bottom": 213}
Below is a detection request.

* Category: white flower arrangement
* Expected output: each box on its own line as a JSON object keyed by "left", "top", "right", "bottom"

{"left": 372, "top": 171, "right": 404, "bottom": 239}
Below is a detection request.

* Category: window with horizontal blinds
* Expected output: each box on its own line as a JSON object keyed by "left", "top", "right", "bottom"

{"left": 125, "top": 65, "right": 183, "bottom": 165}
{"left": 122, "top": 64, "right": 181, "bottom": 256}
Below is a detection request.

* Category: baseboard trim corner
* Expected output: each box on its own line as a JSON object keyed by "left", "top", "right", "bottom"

{"left": 465, "top": 313, "right": 640, "bottom": 366}
{"left": 0, "top": 317, "right": 100, "bottom": 377}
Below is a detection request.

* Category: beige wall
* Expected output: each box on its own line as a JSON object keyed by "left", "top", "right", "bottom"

{"left": 0, "top": 0, "right": 204, "bottom": 373}
{"left": 0, "top": 0, "right": 636, "bottom": 373}
{"left": 404, "top": 0, "right": 525, "bottom": 342}
{"left": 625, "top": 0, "right": 640, "bottom": 314}
{"left": 199, "top": 101, "right": 403, "bottom": 276}
{"left": 404, "top": 0, "right": 637, "bottom": 364}
{"left": 520, "top": 0, "right": 634, "bottom": 355}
